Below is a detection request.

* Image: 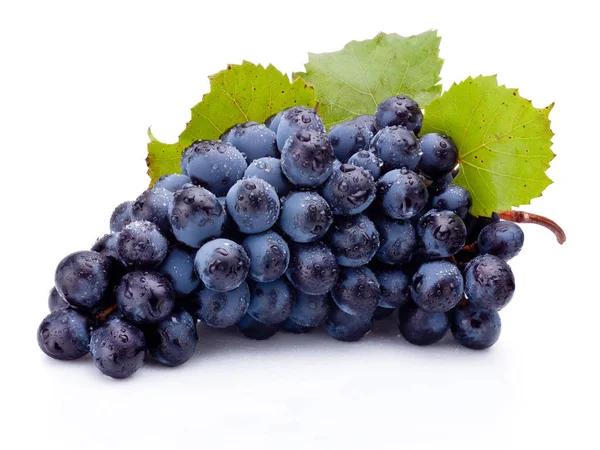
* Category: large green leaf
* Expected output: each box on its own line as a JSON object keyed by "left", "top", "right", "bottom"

{"left": 299, "top": 30, "right": 443, "bottom": 128}
{"left": 147, "top": 62, "right": 315, "bottom": 184}
{"left": 421, "top": 75, "right": 554, "bottom": 216}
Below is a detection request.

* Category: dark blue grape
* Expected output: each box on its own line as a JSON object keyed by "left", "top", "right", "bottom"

{"left": 280, "top": 318, "right": 312, "bottom": 334}
{"left": 418, "top": 210, "right": 467, "bottom": 258}
{"left": 110, "top": 201, "right": 134, "bottom": 232}
{"left": 90, "top": 318, "right": 146, "bottom": 379}
{"left": 332, "top": 267, "right": 380, "bottom": 317}
{"left": 464, "top": 213, "right": 500, "bottom": 245}
{"left": 374, "top": 216, "right": 417, "bottom": 265}
{"left": 182, "top": 140, "right": 247, "bottom": 196}
{"left": 373, "top": 306, "right": 395, "bottom": 321}
{"left": 194, "top": 281, "right": 250, "bottom": 328}
{"left": 352, "top": 115, "right": 377, "bottom": 134}
{"left": 117, "top": 221, "right": 168, "bottom": 269}
{"left": 116, "top": 271, "right": 176, "bottom": 325}
{"left": 247, "top": 278, "right": 296, "bottom": 324}
{"left": 194, "top": 238, "right": 250, "bottom": 292}
{"left": 370, "top": 125, "right": 421, "bottom": 171}
{"left": 168, "top": 184, "right": 224, "bottom": 248}
{"left": 223, "top": 122, "right": 278, "bottom": 163}
{"left": 242, "top": 231, "right": 290, "bottom": 282}
{"left": 375, "top": 95, "right": 423, "bottom": 134}
{"left": 55, "top": 250, "right": 112, "bottom": 309}
{"left": 288, "top": 291, "right": 331, "bottom": 327}
{"left": 327, "top": 119, "right": 373, "bottom": 162}
{"left": 132, "top": 188, "right": 173, "bottom": 236}
{"left": 451, "top": 303, "right": 501, "bottom": 350}
{"left": 244, "top": 157, "right": 291, "bottom": 196}
{"left": 377, "top": 168, "right": 428, "bottom": 219}
{"left": 236, "top": 313, "right": 279, "bottom": 340}
{"left": 157, "top": 244, "right": 200, "bottom": 296}
{"left": 326, "top": 215, "right": 379, "bottom": 267}
{"left": 145, "top": 308, "right": 198, "bottom": 366}
{"left": 217, "top": 196, "right": 238, "bottom": 237}
{"left": 428, "top": 169, "right": 457, "bottom": 192}
{"left": 225, "top": 178, "right": 280, "bottom": 234}
{"left": 281, "top": 130, "right": 335, "bottom": 187}
{"left": 430, "top": 185, "right": 472, "bottom": 219}
{"left": 321, "top": 163, "right": 376, "bottom": 215}
{"left": 285, "top": 241, "right": 339, "bottom": 295}
{"left": 265, "top": 111, "right": 283, "bottom": 133}
{"left": 410, "top": 261, "right": 464, "bottom": 313}
{"left": 48, "top": 287, "right": 69, "bottom": 312}
{"left": 373, "top": 268, "right": 410, "bottom": 309}
{"left": 279, "top": 191, "right": 332, "bottom": 243}
{"left": 477, "top": 222, "right": 524, "bottom": 261}
{"left": 464, "top": 254, "right": 515, "bottom": 311}
{"left": 92, "top": 232, "right": 122, "bottom": 264}
{"left": 347, "top": 150, "right": 382, "bottom": 179}
{"left": 37, "top": 309, "right": 91, "bottom": 360}
{"left": 153, "top": 174, "right": 192, "bottom": 192}
{"left": 325, "top": 306, "right": 372, "bottom": 342}
{"left": 398, "top": 302, "right": 449, "bottom": 346}
{"left": 276, "top": 106, "right": 326, "bottom": 150}
{"left": 418, "top": 133, "right": 458, "bottom": 178}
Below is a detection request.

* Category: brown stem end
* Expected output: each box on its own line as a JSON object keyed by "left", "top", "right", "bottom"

{"left": 498, "top": 210, "right": 566, "bottom": 244}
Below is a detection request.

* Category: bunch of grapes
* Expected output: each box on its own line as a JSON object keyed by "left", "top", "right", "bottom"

{"left": 38, "top": 95, "right": 528, "bottom": 379}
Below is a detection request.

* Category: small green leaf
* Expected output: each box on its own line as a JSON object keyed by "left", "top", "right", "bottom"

{"left": 421, "top": 75, "right": 554, "bottom": 216}
{"left": 299, "top": 30, "right": 443, "bottom": 128}
{"left": 147, "top": 61, "right": 315, "bottom": 184}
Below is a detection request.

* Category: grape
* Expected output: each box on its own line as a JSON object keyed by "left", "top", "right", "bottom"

{"left": 110, "top": 201, "right": 134, "bottom": 232}
{"left": 247, "top": 278, "right": 296, "bottom": 324}
{"left": 285, "top": 241, "right": 339, "bottom": 295}
{"left": 182, "top": 140, "right": 247, "bottom": 196}
{"left": 373, "top": 268, "right": 410, "bottom": 309}
{"left": 464, "top": 254, "right": 515, "bottom": 311}
{"left": 92, "top": 233, "right": 121, "bottom": 263}
{"left": 370, "top": 125, "right": 421, "bottom": 171}
{"left": 417, "top": 210, "right": 467, "bottom": 258}
{"left": 225, "top": 178, "right": 280, "bottom": 234}
{"left": 48, "top": 287, "right": 69, "bottom": 312}
{"left": 132, "top": 188, "right": 173, "bottom": 236}
{"left": 451, "top": 303, "right": 501, "bottom": 350}
{"left": 373, "top": 216, "right": 417, "bottom": 265}
{"left": 244, "top": 157, "right": 291, "bottom": 196}
{"left": 418, "top": 133, "right": 458, "bottom": 178}
{"left": 37, "top": 309, "right": 91, "bottom": 360}
{"left": 321, "top": 163, "right": 376, "bottom": 215}
{"left": 217, "top": 196, "right": 238, "bottom": 238}
{"left": 352, "top": 115, "right": 377, "bottom": 134}
{"left": 324, "top": 306, "right": 372, "bottom": 342}
{"left": 347, "top": 150, "right": 382, "bottom": 180}
{"left": 281, "top": 318, "right": 312, "bottom": 334}
{"left": 236, "top": 313, "right": 279, "bottom": 340}
{"left": 194, "top": 238, "right": 250, "bottom": 292}
{"left": 372, "top": 306, "right": 395, "bottom": 321}
{"left": 375, "top": 95, "right": 423, "bottom": 134}
{"left": 410, "top": 261, "right": 464, "bottom": 313}
{"left": 326, "top": 215, "right": 379, "bottom": 267}
{"left": 242, "top": 231, "right": 290, "bottom": 282}
{"left": 117, "top": 221, "right": 168, "bottom": 269}
{"left": 327, "top": 119, "right": 373, "bottom": 162}
{"left": 377, "top": 168, "right": 428, "bottom": 220}
{"left": 280, "top": 130, "right": 335, "bottom": 187}
{"left": 157, "top": 244, "right": 200, "bottom": 296}
{"left": 116, "top": 271, "right": 176, "bottom": 325}
{"left": 279, "top": 191, "right": 333, "bottom": 243}
{"left": 276, "top": 106, "right": 326, "bottom": 150}
{"left": 288, "top": 291, "right": 331, "bottom": 328}
{"left": 194, "top": 281, "right": 250, "bottom": 328}
{"left": 477, "top": 222, "right": 524, "bottom": 261}
{"left": 332, "top": 266, "right": 379, "bottom": 317}
{"left": 430, "top": 185, "right": 472, "bottom": 219}
{"left": 398, "top": 302, "right": 449, "bottom": 346}
{"left": 265, "top": 111, "right": 283, "bottom": 133}
{"left": 54, "top": 250, "right": 112, "bottom": 309}
{"left": 153, "top": 174, "right": 192, "bottom": 192}
{"left": 223, "top": 122, "right": 278, "bottom": 163}
{"left": 145, "top": 308, "right": 198, "bottom": 367}
{"left": 90, "top": 318, "right": 146, "bottom": 379}
{"left": 464, "top": 212, "right": 500, "bottom": 245}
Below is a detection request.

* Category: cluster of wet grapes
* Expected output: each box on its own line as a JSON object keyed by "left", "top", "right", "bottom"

{"left": 38, "top": 95, "right": 524, "bottom": 379}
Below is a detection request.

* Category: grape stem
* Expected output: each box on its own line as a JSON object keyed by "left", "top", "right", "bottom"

{"left": 314, "top": 102, "right": 320, "bottom": 115}
{"left": 95, "top": 304, "right": 118, "bottom": 322}
{"left": 498, "top": 210, "right": 566, "bottom": 244}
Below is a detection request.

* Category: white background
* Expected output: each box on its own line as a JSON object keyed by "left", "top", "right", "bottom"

{"left": 1, "top": 1, "right": 598, "bottom": 449}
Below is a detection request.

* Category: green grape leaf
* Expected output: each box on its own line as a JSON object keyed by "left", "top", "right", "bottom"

{"left": 147, "top": 61, "right": 315, "bottom": 184}
{"left": 421, "top": 75, "right": 554, "bottom": 216}
{"left": 299, "top": 30, "right": 443, "bottom": 128}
